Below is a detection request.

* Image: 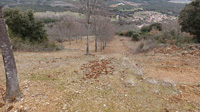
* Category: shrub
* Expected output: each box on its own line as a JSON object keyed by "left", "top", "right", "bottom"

{"left": 141, "top": 23, "right": 162, "bottom": 33}
{"left": 141, "top": 26, "right": 151, "bottom": 32}
{"left": 135, "top": 42, "right": 144, "bottom": 53}
{"left": 126, "top": 30, "right": 134, "bottom": 37}
{"left": 153, "top": 30, "right": 194, "bottom": 46}
{"left": 118, "top": 32, "right": 124, "bottom": 36}
{"left": 43, "top": 19, "right": 57, "bottom": 24}
{"left": 149, "top": 23, "right": 162, "bottom": 31}
{"left": 123, "top": 31, "right": 128, "bottom": 36}
{"left": 3, "top": 8, "right": 62, "bottom": 51}
{"left": 3, "top": 8, "right": 48, "bottom": 43}
{"left": 135, "top": 39, "right": 157, "bottom": 53}
{"left": 10, "top": 36, "right": 63, "bottom": 52}
{"left": 132, "top": 33, "right": 140, "bottom": 41}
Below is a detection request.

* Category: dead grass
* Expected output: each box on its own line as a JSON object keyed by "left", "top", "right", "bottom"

{"left": 0, "top": 36, "right": 199, "bottom": 112}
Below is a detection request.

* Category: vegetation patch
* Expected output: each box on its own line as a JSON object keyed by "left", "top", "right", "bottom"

{"left": 3, "top": 8, "right": 62, "bottom": 51}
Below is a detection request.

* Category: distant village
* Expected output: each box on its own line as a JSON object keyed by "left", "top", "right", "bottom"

{"left": 132, "top": 12, "right": 176, "bottom": 23}
{"left": 112, "top": 2, "right": 177, "bottom": 29}
{"left": 132, "top": 11, "right": 177, "bottom": 28}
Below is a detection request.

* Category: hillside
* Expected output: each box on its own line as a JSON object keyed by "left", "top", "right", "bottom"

{"left": 0, "top": 0, "right": 200, "bottom": 111}
{"left": 0, "top": 0, "right": 75, "bottom": 5}
{"left": 1, "top": 36, "right": 200, "bottom": 112}
{"left": 0, "top": 0, "right": 77, "bottom": 12}
{"left": 0, "top": 0, "right": 188, "bottom": 15}
{"left": 111, "top": 0, "right": 187, "bottom": 16}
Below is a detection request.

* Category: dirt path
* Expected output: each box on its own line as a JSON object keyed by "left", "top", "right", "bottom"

{"left": 0, "top": 36, "right": 200, "bottom": 112}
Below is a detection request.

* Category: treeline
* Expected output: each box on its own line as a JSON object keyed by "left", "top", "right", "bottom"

{"left": 45, "top": 14, "right": 115, "bottom": 51}
{"left": 142, "top": 2, "right": 185, "bottom": 16}
{"left": 10, "top": 5, "right": 68, "bottom": 12}
{"left": 3, "top": 7, "right": 115, "bottom": 52}
{"left": 3, "top": 8, "right": 60, "bottom": 51}
{"left": 125, "top": 0, "right": 186, "bottom": 16}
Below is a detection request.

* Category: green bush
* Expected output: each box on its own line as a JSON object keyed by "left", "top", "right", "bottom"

{"left": 141, "top": 26, "right": 151, "bottom": 32}
{"left": 118, "top": 32, "right": 124, "bottom": 36}
{"left": 3, "top": 8, "right": 62, "bottom": 51}
{"left": 141, "top": 23, "right": 162, "bottom": 33}
{"left": 125, "top": 30, "right": 134, "bottom": 37}
{"left": 153, "top": 31, "right": 195, "bottom": 46}
{"left": 179, "top": 0, "right": 200, "bottom": 43}
{"left": 132, "top": 33, "right": 140, "bottom": 41}
{"left": 3, "top": 8, "right": 48, "bottom": 43}
{"left": 43, "top": 19, "right": 57, "bottom": 24}
{"left": 149, "top": 23, "right": 162, "bottom": 31}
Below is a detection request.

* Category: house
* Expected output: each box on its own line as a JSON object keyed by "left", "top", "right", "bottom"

{"left": 117, "top": 3, "right": 125, "bottom": 6}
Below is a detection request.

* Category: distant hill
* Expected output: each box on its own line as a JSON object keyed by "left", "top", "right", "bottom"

{"left": 0, "top": 0, "right": 78, "bottom": 12}
{"left": 0, "top": 0, "right": 77, "bottom": 6}
{"left": 0, "top": 0, "right": 188, "bottom": 15}
{"left": 121, "top": 0, "right": 187, "bottom": 16}
{"left": 124, "top": 0, "right": 192, "bottom": 3}
{"left": 0, "top": 0, "right": 190, "bottom": 7}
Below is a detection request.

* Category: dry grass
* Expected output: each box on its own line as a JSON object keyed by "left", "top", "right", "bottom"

{"left": 0, "top": 36, "right": 199, "bottom": 112}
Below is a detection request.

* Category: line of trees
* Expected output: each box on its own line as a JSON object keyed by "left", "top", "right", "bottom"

{"left": 46, "top": 0, "right": 115, "bottom": 53}
{"left": 46, "top": 15, "right": 86, "bottom": 44}
{"left": 91, "top": 15, "right": 115, "bottom": 52}
{"left": 79, "top": 0, "right": 113, "bottom": 55}
{"left": 46, "top": 13, "right": 115, "bottom": 51}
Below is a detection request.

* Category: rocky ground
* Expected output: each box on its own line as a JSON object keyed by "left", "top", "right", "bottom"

{"left": 0, "top": 36, "right": 199, "bottom": 112}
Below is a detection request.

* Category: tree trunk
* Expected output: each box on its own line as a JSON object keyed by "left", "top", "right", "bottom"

{"left": 197, "top": 36, "right": 200, "bottom": 43}
{"left": 0, "top": 6, "right": 22, "bottom": 102}
{"left": 76, "top": 36, "right": 78, "bottom": 43}
{"left": 103, "top": 41, "right": 105, "bottom": 50}
{"left": 95, "top": 36, "right": 97, "bottom": 52}
{"left": 86, "top": 24, "right": 90, "bottom": 55}
{"left": 81, "top": 35, "right": 82, "bottom": 42}
{"left": 101, "top": 41, "right": 103, "bottom": 51}
{"left": 69, "top": 36, "right": 71, "bottom": 45}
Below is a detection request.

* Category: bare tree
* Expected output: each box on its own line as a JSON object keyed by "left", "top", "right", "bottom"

{"left": 46, "top": 16, "right": 86, "bottom": 45}
{"left": 79, "top": 0, "right": 106, "bottom": 55}
{"left": 103, "top": 22, "right": 114, "bottom": 49}
{"left": 46, "top": 21, "right": 68, "bottom": 43}
{"left": 73, "top": 19, "right": 85, "bottom": 43}
{"left": 78, "top": 19, "right": 87, "bottom": 42}
{"left": 63, "top": 16, "right": 76, "bottom": 45}
{"left": 73, "top": 22, "right": 80, "bottom": 43}
{"left": 50, "top": 21, "right": 67, "bottom": 42}
{"left": 91, "top": 16, "right": 115, "bottom": 51}
{"left": 79, "top": 23, "right": 86, "bottom": 42}
{"left": 91, "top": 15, "right": 100, "bottom": 52}
{"left": 91, "top": 15, "right": 108, "bottom": 52}
{"left": 0, "top": 5, "right": 22, "bottom": 102}
{"left": 96, "top": 17, "right": 114, "bottom": 51}
{"left": 161, "top": 20, "right": 184, "bottom": 44}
